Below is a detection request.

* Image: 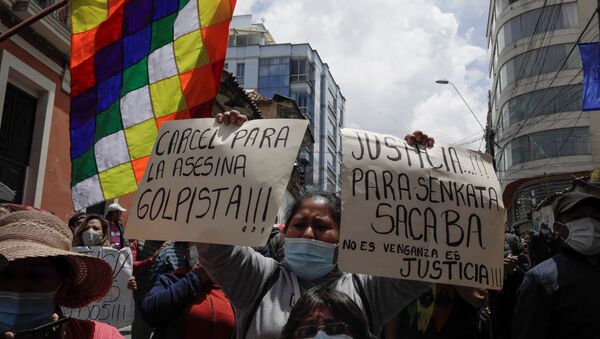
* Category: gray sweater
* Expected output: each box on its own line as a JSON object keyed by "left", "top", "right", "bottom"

{"left": 196, "top": 243, "right": 428, "bottom": 339}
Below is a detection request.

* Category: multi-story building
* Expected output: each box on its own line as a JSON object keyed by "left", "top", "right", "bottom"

{"left": 0, "top": 0, "right": 72, "bottom": 219}
{"left": 486, "top": 0, "right": 600, "bottom": 231}
{"left": 225, "top": 15, "right": 346, "bottom": 193}
{"left": 0, "top": 1, "right": 263, "bottom": 220}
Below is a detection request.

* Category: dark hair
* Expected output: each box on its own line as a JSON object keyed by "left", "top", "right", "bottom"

{"left": 73, "top": 214, "right": 110, "bottom": 246}
{"left": 280, "top": 286, "right": 371, "bottom": 339}
{"left": 68, "top": 212, "right": 87, "bottom": 229}
{"left": 284, "top": 192, "right": 341, "bottom": 231}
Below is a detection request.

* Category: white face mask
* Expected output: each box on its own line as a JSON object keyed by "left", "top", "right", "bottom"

{"left": 562, "top": 218, "right": 600, "bottom": 255}
{"left": 82, "top": 229, "right": 103, "bottom": 246}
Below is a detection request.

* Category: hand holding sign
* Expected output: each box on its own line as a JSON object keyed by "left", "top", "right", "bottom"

{"left": 404, "top": 130, "right": 435, "bottom": 148}
{"left": 62, "top": 247, "right": 135, "bottom": 328}
{"left": 215, "top": 110, "right": 248, "bottom": 126}
{"left": 338, "top": 128, "right": 505, "bottom": 290}
{"left": 126, "top": 118, "right": 309, "bottom": 246}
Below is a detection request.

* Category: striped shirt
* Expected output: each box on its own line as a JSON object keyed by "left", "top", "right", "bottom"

{"left": 150, "top": 243, "right": 188, "bottom": 282}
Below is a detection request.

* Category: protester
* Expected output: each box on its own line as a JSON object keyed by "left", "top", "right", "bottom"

{"left": 130, "top": 240, "right": 164, "bottom": 339}
{"left": 527, "top": 225, "right": 560, "bottom": 267}
{"left": 67, "top": 212, "right": 87, "bottom": 235}
{"left": 72, "top": 214, "right": 137, "bottom": 293}
{"left": 105, "top": 203, "right": 126, "bottom": 249}
{"left": 72, "top": 214, "right": 110, "bottom": 247}
{"left": 512, "top": 192, "right": 600, "bottom": 339}
{"left": 280, "top": 286, "right": 373, "bottom": 339}
{"left": 131, "top": 240, "right": 161, "bottom": 275}
{"left": 139, "top": 245, "right": 235, "bottom": 339}
{"left": 194, "top": 108, "right": 433, "bottom": 339}
{"left": 489, "top": 232, "right": 530, "bottom": 339}
{"left": 150, "top": 242, "right": 189, "bottom": 282}
{"left": 255, "top": 226, "right": 286, "bottom": 262}
{"left": 385, "top": 284, "right": 487, "bottom": 339}
{"left": 0, "top": 210, "right": 123, "bottom": 338}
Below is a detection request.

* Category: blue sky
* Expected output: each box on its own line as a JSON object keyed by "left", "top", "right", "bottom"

{"left": 233, "top": 1, "right": 492, "bottom": 149}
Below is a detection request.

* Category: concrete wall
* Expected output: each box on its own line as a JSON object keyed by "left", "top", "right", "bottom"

{"left": 0, "top": 38, "right": 72, "bottom": 220}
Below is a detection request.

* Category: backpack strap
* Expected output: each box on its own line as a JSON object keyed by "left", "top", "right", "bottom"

{"left": 352, "top": 273, "right": 374, "bottom": 333}
{"left": 239, "top": 266, "right": 281, "bottom": 339}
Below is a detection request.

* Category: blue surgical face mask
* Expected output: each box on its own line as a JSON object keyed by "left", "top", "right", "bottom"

{"left": 284, "top": 238, "right": 337, "bottom": 280}
{"left": 0, "top": 289, "right": 58, "bottom": 332}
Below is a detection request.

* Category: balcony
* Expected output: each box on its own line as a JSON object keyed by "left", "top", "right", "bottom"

{"left": 31, "top": 0, "right": 69, "bottom": 27}
{"left": 8, "top": 0, "right": 70, "bottom": 54}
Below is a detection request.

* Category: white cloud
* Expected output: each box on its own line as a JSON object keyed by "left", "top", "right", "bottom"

{"left": 234, "top": 0, "right": 490, "bottom": 150}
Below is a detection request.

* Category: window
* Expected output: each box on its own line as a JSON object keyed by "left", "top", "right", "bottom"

{"left": 499, "top": 44, "right": 580, "bottom": 91}
{"left": 326, "top": 148, "right": 335, "bottom": 169}
{"left": 303, "top": 163, "right": 314, "bottom": 185}
{"left": 229, "top": 32, "right": 262, "bottom": 47}
{"left": 327, "top": 86, "right": 335, "bottom": 112}
{"left": 497, "top": 3, "right": 578, "bottom": 53}
{"left": 510, "top": 134, "right": 530, "bottom": 166}
{"left": 0, "top": 84, "right": 37, "bottom": 203}
{"left": 496, "top": 0, "right": 524, "bottom": 16}
{"left": 291, "top": 58, "right": 309, "bottom": 82}
{"left": 326, "top": 177, "right": 336, "bottom": 193}
{"left": 224, "top": 62, "right": 229, "bottom": 70}
{"left": 326, "top": 117, "right": 336, "bottom": 142}
{"left": 236, "top": 63, "right": 245, "bottom": 86}
{"left": 258, "top": 57, "right": 290, "bottom": 98}
{"left": 501, "top": 85, "right": 581, "bottom": 129}
{"left": 510, "top": 127, "right": 590, "bottom": 166}
{"left": 291, "top": 90, "right": 311, "bottom": 114}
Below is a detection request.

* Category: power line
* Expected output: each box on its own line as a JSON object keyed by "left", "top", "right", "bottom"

{"left": 494, "top": 5, "right": 598, "bottom": 167}
{"left": 498, "top": 12, "right": 596, "bottom": 144}
{"left": 495, "top": 0, "right": 580, "bottom": 138}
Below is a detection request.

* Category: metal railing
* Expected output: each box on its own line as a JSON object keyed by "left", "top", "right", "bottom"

{"left": 31, "top": 0, "right": 70, "bottom": 29}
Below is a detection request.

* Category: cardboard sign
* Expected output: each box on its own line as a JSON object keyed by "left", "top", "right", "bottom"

{"left": 126, "top": 118, "right": 308, "bottom": 246}
{"left": 63, "top": 247, "right": 134, "bottom": 328}
{"left": 338, "top": 129, "right": 505, "bottom": 290}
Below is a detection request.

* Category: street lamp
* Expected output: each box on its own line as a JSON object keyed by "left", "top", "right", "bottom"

{"left": 435, "top": 79, "right": 486, "bottom": 133}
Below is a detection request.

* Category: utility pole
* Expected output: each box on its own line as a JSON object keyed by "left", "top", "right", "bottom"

{"left": 485, "top": 90, "right": 497, "bottom": 169}
{"left": 0, "top": 0, "right": 68, "bottom": 44}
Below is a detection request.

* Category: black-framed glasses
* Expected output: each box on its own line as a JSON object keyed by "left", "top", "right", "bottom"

{"left": 295, "top": 322, "right": 348, "bottom": 338}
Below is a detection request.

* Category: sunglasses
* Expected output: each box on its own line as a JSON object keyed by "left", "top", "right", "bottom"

{"left": 295, "top": 322, "right": 348, "bottom": 338}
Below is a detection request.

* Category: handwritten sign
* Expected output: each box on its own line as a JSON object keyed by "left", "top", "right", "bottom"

{"left": 338, "top": 129, "right": 505, "bottom": 290}
{"left": 63, "top": 247, "right": 134, "bottom": 328}
{"left": 126, "top": 118, "right": 308, "bottom": 246}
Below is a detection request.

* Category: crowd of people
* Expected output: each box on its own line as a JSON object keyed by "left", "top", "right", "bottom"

{"left": 0, "top": 112, "right": 599, "bottom": 339}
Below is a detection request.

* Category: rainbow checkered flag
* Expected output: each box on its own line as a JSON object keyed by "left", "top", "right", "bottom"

{"left": 69, "top": 0, "right": 236, "bottom": 210}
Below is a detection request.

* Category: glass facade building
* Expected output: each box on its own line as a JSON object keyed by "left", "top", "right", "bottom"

{"left": 226, "top": 15, "right": 345, "bottom": 192}
{"left": 487, "top": 0, "right": 599, "bottom": 229}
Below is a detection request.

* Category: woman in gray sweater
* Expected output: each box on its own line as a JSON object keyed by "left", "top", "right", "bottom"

{"left": 196, "top": 111, "right": 433, "bottom": 338}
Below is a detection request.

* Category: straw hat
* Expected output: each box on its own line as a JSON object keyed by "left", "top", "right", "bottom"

{"left": 0, "top": 210, "right": 113, "bottom": 308}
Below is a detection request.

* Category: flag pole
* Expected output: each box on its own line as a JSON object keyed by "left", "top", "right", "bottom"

{"left": 0, "top": 0, "right": 69, "bottom": 44}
